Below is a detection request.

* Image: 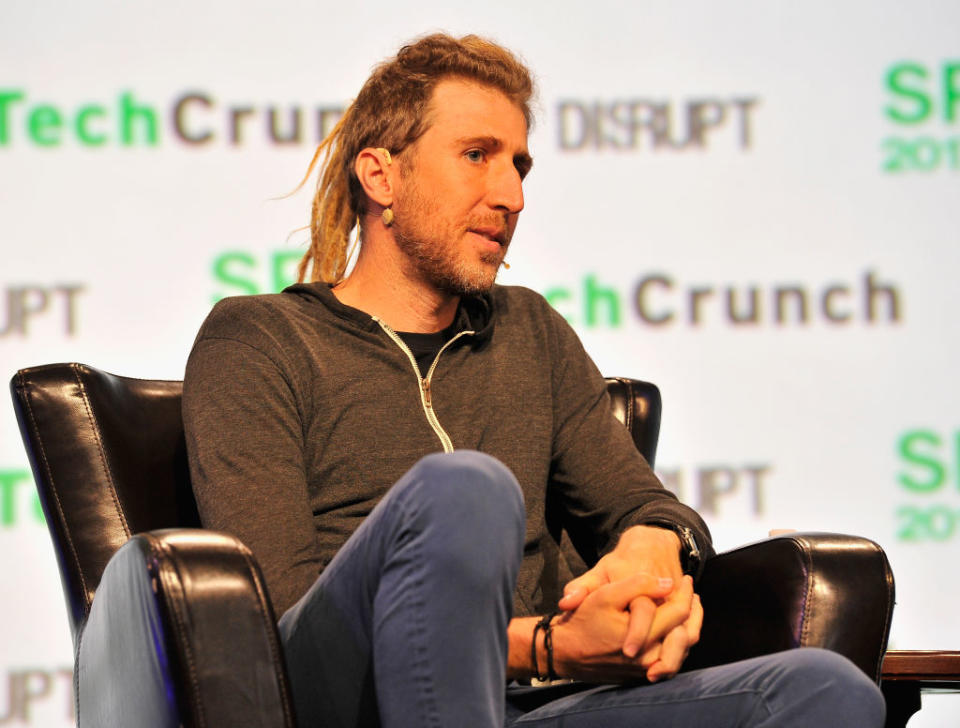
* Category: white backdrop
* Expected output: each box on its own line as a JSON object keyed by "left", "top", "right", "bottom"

{"left": 2, "top": 2, "right": 958, "bottom": 724}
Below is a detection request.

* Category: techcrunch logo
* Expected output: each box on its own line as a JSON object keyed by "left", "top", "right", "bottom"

{"left": 545, "top": 269, "right": 901, "bottom": 329}
{"left": 209, "top": 252, "right": 902, "bottom": 330}
{"left": 882, "top": 60, "right": 960, "bottom": 174}
{"left": 895, "top": 428, "right": 960, "bottom": 542}
{"left": 0, "top": 470, "right": 44, "bottom": 528}
{"left": 0, "top": 89, "right": 343, "bottom": 148}
{"left": 557, "top": 97, "right": 759, "bottom": 151}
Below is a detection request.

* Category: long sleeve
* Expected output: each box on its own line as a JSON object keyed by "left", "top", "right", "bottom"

{"left": 182, "top": 300, "right": 322, "bottom": 615}
{"left": 544, "top": 303, "right": 715, "bottom": 575}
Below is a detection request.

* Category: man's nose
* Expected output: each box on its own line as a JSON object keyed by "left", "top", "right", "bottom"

{"left": 489, "top": 162, "right": 524, "bottom": 214}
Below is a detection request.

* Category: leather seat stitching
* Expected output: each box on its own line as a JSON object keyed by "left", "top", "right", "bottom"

{"left": 72, "top": 364, "right": 132, "bottom": 540}
{"left": 797, "top": 537, "right": 814, "bottom": 646}
{"left": 18, "top": 368, "right": 90, "bottom": 602}
{"left": 236, "top": 540, "right": 296, "bottom": 727}
{"left": 151, "top": 535, "right": 205, "bottom": 727}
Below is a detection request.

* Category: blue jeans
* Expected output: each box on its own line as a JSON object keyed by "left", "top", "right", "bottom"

{"left": 504, "top": 649, "right": 885, "bottom": 726}
{"left": 279, "top": 451, "right": 885, "bottom": 727}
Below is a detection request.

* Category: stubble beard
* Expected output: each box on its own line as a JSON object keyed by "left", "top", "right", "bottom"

{"left": 391, "top": 182, "right": 509, "bottom": 298}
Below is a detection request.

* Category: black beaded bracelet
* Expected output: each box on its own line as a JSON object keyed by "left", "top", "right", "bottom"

{"left": 531, "top": 612, "right": 559, "bottom": 682}
{"left": 530, "top": 620, "right": 543, "bottom": 681}
{"left": 543, "top": 613, "right": 558, "bottom": 681}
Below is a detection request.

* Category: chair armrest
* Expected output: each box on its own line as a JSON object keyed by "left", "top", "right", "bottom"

{"left": 76, "top": 528, "right": 296, "bottom": 728}
{"left": 683, "top": 532, "right": 895, "bottom": 683}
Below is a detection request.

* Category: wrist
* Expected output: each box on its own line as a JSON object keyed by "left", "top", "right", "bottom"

{"left": 547, "top": 614, "right": 573, "bottom": 680}
{"left": 615, "top": 524, "right": 680, "bottom": 558}
{"left": 506, "top": 616, "right": 554, "bottom": 681}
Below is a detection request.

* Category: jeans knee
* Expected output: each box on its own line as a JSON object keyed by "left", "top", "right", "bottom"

{"left": 781, "top": 648, "right": 885, "bottom": 725}
{"left": 402, "top": 451, "right": 525, "bottom": 575}
{"left": 410, "top": 451, "right": 524, "bottom": 529}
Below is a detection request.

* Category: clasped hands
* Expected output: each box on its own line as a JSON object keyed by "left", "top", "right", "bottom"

{"left": 550, "top": 525, "right": 703, "bottom": 684}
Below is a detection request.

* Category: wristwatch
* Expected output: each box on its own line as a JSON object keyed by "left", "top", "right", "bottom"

{"left": 645, "top": 521, "right": 702, "bottom": 577}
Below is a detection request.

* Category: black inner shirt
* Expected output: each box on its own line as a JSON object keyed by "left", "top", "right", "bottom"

{"left": 397, "top": 316, "right": 461, "bottom": 377}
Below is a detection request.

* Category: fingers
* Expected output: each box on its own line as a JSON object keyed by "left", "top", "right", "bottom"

{"left": 561, "top": 568, "right": 674, "bottom": 612}
{"left": 557, "top": 584, "right": 589, "bottom": 611}
{"left": 558, "top": 570, "right": 606, "bottom": 611}
{"left": 644, "top": 592, "right": 703, "bottom": 681}
{"left": 685, "top": 593, "right": 703, "bottom": 646}
{"left": 646, "top": 624, "right": 689, "bottom": 682}
{"left": 560, "top": 530, "right": 686, "bottom": 613}
{"left": 644, "top": 576, "right": 693, "bottom": 645}
{"left": 603, "top": 573, "right": 674, "bottom": 612}
{"left": 629, "top": 577, "right": 693, "bottom": 663}
{"left": 622, "top": 595, "right": 657, "bottom": 658}
{"left": 614, "top": 574, "right": 677, "bottom": 658}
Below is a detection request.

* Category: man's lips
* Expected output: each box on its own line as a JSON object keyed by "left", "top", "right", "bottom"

{"left": 469, "top": 227, "right": 507, "bottom": 245}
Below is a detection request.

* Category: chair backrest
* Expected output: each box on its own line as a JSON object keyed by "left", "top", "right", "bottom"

{"left": 10, "top": 362, "right": 660, "bottom": 639}
{"left": 605, "top": 376, "right": 661, "bottom": 468}
{"left": 10, "top": 363, "right": 199, "bottom": 639}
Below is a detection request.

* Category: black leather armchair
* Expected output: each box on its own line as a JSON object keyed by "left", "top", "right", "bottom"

{"left": 11, "top": 363, "right": 895, "bottom": 728}
{"left": 12, "top": 363, "right": 295, "bottom": 728}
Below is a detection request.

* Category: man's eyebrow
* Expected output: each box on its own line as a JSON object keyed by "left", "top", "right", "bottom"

{"left": 455, "top": 135, "right": 503, "bottom": 149}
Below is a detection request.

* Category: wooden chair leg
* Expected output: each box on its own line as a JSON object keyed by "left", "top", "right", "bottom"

{"left": 881, "top": 682, "right": 921, "bottom": 728}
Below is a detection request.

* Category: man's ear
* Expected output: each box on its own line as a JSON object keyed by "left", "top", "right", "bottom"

{"left": 354, "top": 147, "right": 395, "bottom": 209}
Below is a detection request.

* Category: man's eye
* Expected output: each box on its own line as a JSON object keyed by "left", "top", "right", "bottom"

{"left": 465, "top": 149, "right": 486, "bottom": 163}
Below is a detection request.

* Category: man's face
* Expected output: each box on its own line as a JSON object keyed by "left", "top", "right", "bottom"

{"left": 390, "top": 78, "right": 532, "bottom": 297}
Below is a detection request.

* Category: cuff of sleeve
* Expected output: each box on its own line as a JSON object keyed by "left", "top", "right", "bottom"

{"left": 634, "top": 519, "right": 705, "bottom": 580}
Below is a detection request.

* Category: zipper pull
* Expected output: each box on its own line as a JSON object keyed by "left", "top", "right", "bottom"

{"left": 422, "top": 378, "right": 432, "bottom": 407}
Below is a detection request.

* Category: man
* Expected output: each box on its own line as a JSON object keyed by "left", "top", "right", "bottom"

{"left": 183, "top": 33, "right": 885, "bottom": 727}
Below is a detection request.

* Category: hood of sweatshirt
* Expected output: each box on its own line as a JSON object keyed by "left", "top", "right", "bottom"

{"left": 282, "top": 281, "right": 496, "bottom": 344}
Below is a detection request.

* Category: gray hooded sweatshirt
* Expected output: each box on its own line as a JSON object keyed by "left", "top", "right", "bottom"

{"left": 182, "top": 282, "right": 712, "bottom": 617}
